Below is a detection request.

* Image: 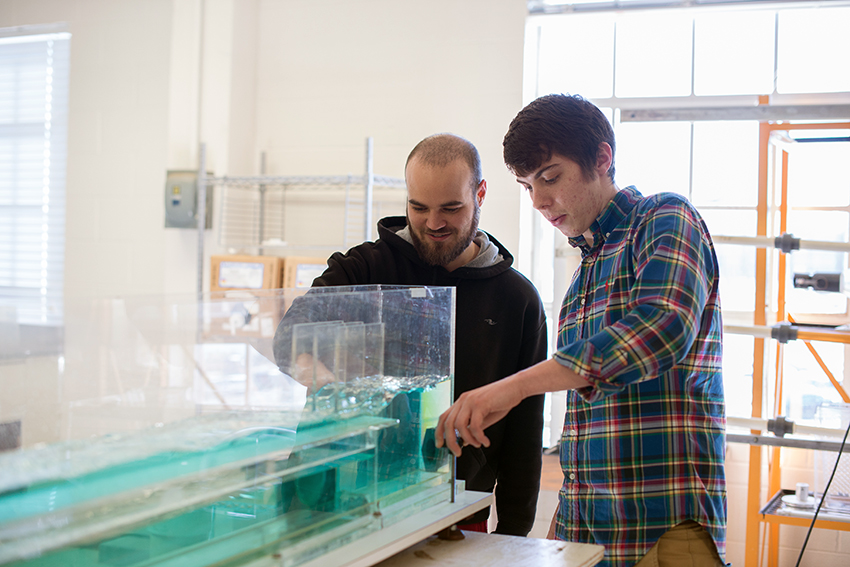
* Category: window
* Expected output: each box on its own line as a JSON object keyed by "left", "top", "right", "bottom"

{"left": 777, "top": 7, "right": 850, "bottom": 94}
{"left": 524, "top": 2, "right": 850, "bottom": 438}
{"left": 0, "top": 26, "right": 70, "bottom": 353}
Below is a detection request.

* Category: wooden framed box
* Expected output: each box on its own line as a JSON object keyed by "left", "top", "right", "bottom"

{"left": 210, "top": 255, "right": 282, "bottom": 291}
{"left": 280, "top": 256, "right": 328, "bottom": 289}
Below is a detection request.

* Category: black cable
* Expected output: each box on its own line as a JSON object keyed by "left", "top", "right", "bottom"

{"left": 794, "top": 419, "right": 850, "bottom": 567}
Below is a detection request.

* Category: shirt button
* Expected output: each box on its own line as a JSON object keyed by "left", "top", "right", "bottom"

{"left": 580, "top": 298, "right": 586, "bottom": 305}
{"left": 569, "top": 473, "right": 576, "bottom": 481}
{"left": 569, "top": 429, "right": 577, "bottom": 436}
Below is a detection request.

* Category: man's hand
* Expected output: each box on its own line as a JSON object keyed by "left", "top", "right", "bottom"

{"left": 434, "top": 376, "right": 524, "bottom": 457}
{"left": 293, "top": 353, "right": 336, "bottom": 394}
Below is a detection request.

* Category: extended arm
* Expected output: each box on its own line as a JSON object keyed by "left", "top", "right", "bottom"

{"left": 435, "top": 358, "right": 590, "bottom": 456}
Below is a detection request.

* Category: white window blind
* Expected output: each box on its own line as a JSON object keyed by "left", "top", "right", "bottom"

{"left": 0, "top": 30, "right": 70, "bottom": 328}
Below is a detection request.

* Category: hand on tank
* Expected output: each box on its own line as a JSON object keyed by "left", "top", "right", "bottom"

{"left": 292, "top": 353, "right": 336, "bottom": 394}
{"left": 435, "top": 377, "right": 523, "bottom": 457}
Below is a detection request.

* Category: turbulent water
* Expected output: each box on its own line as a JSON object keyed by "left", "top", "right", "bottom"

{"left": 302, "top": 374, "right": 450, "bottom": 421}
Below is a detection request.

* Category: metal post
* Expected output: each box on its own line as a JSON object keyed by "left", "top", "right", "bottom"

{"left": 259, "top": 151, "right": 266, "bottom": 255}
{"left": 197, "top": 143, "right": 207, "bottom": 298}
{"left": 744, "top": 120, "right": 771, "bottom": 567}
{"left": 365, "top": 137, "right": 374, "bottom": 241}
{"left": 196, "top": 144, "right": 208, "bottom": 347}
{"left": 451, "top": 455, "right": 456, "bottom": 504}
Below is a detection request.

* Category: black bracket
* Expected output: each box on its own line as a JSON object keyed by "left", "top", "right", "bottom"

{"left": 767, "top": 416, "right": 795, "bottom": 438}
{"left": 774, "top": 233, "right": 800, "bottom": 254}
{"left": 771, "top": 323, "right": 798, "bottom": 344}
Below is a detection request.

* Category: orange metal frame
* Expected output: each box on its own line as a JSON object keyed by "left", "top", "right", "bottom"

{"left": 744, "top": 118, "right": 850, "bottom": 567}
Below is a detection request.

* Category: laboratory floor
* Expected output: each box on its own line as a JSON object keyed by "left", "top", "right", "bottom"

{"left": 527, "top": 452, "right": 562, "bottom": 538}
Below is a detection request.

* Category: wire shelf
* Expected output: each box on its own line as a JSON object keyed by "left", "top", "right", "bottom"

{"left": 216, "top": 175, "right": 406, "bottom": 252}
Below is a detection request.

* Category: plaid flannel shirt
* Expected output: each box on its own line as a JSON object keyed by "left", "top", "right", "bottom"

{"left": 554, "top": 186, "right": 726, "bottom": 567}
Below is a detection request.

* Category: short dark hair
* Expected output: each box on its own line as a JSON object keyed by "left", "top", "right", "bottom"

{"left": 503, "top": 94, "right": 615, "bottom": 182}
{"left": 406, "top": 133, "right": 482, "bottom": 192}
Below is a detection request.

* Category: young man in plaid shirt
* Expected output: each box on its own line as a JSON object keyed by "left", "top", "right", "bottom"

{"left": 437, "top": 94, "right": 726, "bottom": 567}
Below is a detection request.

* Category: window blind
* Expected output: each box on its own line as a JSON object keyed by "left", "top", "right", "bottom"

{"left": 0, "top": 31, "right": 70, "bottom": 328}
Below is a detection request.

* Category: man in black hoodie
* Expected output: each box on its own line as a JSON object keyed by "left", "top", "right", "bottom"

{"left": 273, "top": 133, "right": 547, "bottom": 536}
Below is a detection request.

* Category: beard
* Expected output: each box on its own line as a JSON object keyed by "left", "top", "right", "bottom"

{"left": 409, "top": 202, "right": 480, "bottom": 268}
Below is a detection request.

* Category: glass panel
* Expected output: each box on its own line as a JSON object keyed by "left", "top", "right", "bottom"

{"left": 700, "top": 209, "right": 758, "bottom": 313}
{"left": 614, "top": 11, "right": 693, "bottom": 97}
{"left": 693, "top": 10, "right": 775, "bottom": 96}
{"left": 536, "top": 13, "right": 615, "bottom": 98}
{"left": 700, "top": 209, "right": 758, "bottom": 239}
{"left": 0, "top": 286, "right": 456, "bottom": 567}
{"left": 785, "top": 210, "right": 849, "bottom": 316}
{"left": 783, "top": 340, "right": 846, "bottom": 423}
{"left": 722, "top": 333, "right": 755, "bottom": 419}
{"left": 777, "top": 6, "right": 850, "bottom": 94}
{"left": 786, "top": 210, "right": 849, "bottom": 255}
{"left": 787, "top": 141, "right": 850, "bottom": 208}
{"left": 692, "top": 121, "right": 760, "bottom": 207}
{"left": 812, "top": 401, "right": 850, "bottom": 506}
{"left": 615, "top": 121, "right": 691, "bottom": 197}
{"left": 718, "top": 244, "right": 757, "bottom": 314}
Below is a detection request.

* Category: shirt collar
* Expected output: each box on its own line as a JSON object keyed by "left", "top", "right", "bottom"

{"left": 567, "top": 186, "right": 642, "bottom": 255}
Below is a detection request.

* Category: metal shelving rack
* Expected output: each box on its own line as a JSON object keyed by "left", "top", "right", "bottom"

{"left": 194, "top": 138, "right": 406, "bottom": 295}
{"left": 215, "top": 171, "right": 405, "bottom": 251}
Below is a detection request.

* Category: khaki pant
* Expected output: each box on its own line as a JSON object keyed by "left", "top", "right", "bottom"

{"left": 634, "top": 521, "right": 725, "bottom": 567}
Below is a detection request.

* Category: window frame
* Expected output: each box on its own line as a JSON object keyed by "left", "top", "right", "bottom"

{"left": 522, "top": 2, "right": 850, "bottom": 443}
{"left": 0, "top": 24, "right": 71, "bottom": 358}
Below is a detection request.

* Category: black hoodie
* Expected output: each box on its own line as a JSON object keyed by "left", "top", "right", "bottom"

{"left": 276, "top": 216, "right": 547, "bottom": 535}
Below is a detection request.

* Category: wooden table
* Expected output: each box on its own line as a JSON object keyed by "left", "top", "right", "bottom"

{"left": 374, "top": 531, "right": 604, "bottom": 567}
{"left": 297, "top": 490, "right": 495, "bottom": 567}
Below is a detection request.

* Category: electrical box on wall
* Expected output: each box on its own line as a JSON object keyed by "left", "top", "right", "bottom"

{"left": 164, "top": 170, "right": 213, "bottom": 229}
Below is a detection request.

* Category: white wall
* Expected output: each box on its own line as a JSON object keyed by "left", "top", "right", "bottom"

{"left": 250, "top": 0, "right": 528, "bottom": 274}
{"left": 1, "top": 0, "right": 527, "bottom": 301}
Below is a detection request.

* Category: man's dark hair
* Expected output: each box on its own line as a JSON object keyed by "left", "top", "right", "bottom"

{"left": 503, "top": 94, "right": 615, "bottom": 182}
{"left": 405, "top": 133, "right": 483, "bottom": 192}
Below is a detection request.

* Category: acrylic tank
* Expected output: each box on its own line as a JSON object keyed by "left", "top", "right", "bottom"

{"left": 0, "top": 285, "right": 459, "bottom": 567}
